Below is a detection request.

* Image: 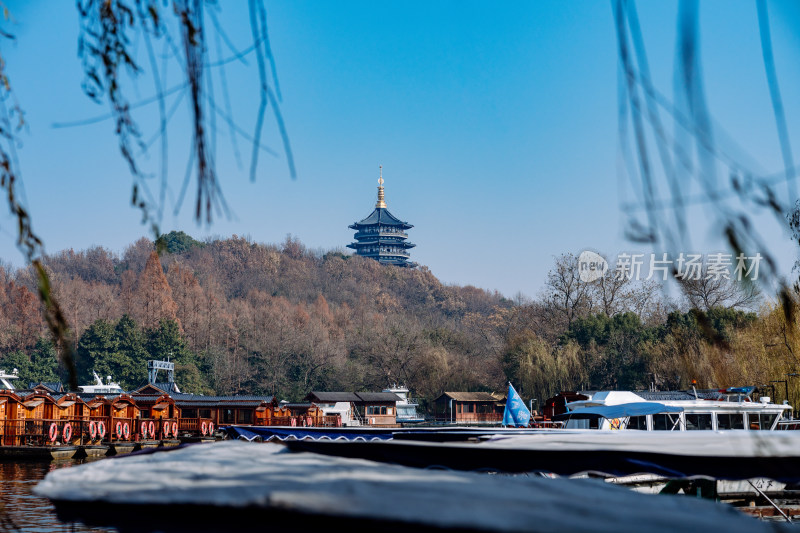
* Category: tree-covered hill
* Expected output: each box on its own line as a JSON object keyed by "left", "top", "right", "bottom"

{"left": 0, "top": 235, "right": 797, "bottom": 408}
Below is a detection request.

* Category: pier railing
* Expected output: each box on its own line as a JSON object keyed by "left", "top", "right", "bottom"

{"left": 1, "top": 418, "right": 97, "bottom": 446}
{"left": 178, "top": 417, "right": 215, "bottom": 436}
{"left": 432, "top": 413, "right": 503, "bottom": 423}
{"left": 263, "top": 415, "right": 341, "bottom": 427}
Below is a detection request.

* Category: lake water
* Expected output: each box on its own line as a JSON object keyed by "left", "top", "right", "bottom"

{"left": 0, "top": 460, "right": 116, "bottom": 532}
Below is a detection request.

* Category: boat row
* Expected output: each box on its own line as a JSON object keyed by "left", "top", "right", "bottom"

{"left": 0, "top": 366, "right": 422, "bottom": 458}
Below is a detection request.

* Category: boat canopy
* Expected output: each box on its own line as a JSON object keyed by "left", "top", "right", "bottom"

{"left": 553, "top": 402, "right": 684, "bottom": 420}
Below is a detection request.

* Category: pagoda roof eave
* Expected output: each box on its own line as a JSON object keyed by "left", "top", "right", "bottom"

{"left": 348, "top": 240, "right": 415, "bottom": 247}
{"left": 350, "top": 208, "right": 413, "bottom": 229}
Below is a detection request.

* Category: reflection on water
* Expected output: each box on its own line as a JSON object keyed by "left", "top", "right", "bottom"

{"left": 0, "top": 459, "right": 116, "bottom": 533}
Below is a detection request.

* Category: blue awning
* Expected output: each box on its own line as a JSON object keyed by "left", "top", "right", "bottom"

{"left": 553, "top": 402, "right": 684, "bottom": 420}
{"left": 224, "top": 425, "right": 397, "bottom": 442}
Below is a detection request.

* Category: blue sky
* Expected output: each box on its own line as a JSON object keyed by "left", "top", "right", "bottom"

{"left": 0, "top": 1, "right": 799, "bottom": 298}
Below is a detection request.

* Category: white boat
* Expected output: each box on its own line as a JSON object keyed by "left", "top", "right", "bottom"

{"left": 0, "top": 368, "right": 18, "bottom": 390}
{"left": 78, "top": 371, "right": 124, "bottom": 395}
{"left": 557, "top": 387, "right": 793, "bottom": 431}
{"left": 383, "top": 385, "right": 425, "bottom": 423}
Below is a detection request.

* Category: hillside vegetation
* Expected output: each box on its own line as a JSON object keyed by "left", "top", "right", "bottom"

{"left": 0, "top": 232, "right": 797, "bottom": 408}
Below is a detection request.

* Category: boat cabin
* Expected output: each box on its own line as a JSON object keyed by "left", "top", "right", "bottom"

{"left": 130, "top": 391, "right": 180, "bottom": 438}
{"left": 278, "top": 403, "right": 332, "bottom": 427}
{"left": 0, "top": 369, "right": 19, "bottom": 390}
{"left": 30, "top": 382, "right": 64, "bottom": 393}
{"left": 171, "top": 394, "right": 277, "bottom": 433}
{"left": 542, "top": 391, "right": 591, "bottom": 419}
{"left": 82, "top": 395, "right": 140, "bottom": 442}
{"left": 384, "top": 385, "right": 425, "bottom": 423}
{"left": 0, "top": 390, "right": 23, "bottom": 445}
{"left": 559, "top": 389, "right": 792, "bottom": 431}
{"left": 53, "top": 393, "right": 87, "bottom": 420}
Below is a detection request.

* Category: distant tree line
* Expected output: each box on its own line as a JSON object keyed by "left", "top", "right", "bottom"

{"left": 0, "top": 233, "right": 797, "bottom": 410}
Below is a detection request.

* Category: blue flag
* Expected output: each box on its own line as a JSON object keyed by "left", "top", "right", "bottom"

{"left": 503, "top": 382, "right": 531, "bottom": 427}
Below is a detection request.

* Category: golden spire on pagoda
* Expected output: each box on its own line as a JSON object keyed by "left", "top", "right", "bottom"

{"left": 376, "top": 165, "right": 387, "bottom": 208}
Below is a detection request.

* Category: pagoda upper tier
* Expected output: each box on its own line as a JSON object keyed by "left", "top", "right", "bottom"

{"left": 348, "top": 167, "right": 416, "bottom": 268}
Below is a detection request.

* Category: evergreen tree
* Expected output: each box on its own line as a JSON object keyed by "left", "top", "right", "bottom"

{"left": 0, "top": 351, "right": 30, "bottom": 384}
{"left": 76, "top": 319, "right": 118, "bottom": 385}
{"left": 29, "top": 338, "right": 60, "bottom": 385}
{"left": 76, "top": 319, "right": 140, "bottom": 390}
{"left": 156, "top": 231, "right": 205, "bottom": 254}
{"left": 114, "top": 314, "right": 149, "bottom": 387}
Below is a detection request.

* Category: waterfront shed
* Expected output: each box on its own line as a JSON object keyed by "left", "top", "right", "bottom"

{"left": 355, "top": 392, "right": 401, "bottom": 426}
{"left": 433, "top": 392, "right": 505, "bottom": 423}
{"left": 304, "top": 392, "right": 401, "bottom": 426}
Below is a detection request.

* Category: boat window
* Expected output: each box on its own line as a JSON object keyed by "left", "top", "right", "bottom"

{"left": 565, "top": 419, "right": 589, "bottom": 429}
{"left": 653, "top": 413, "right": 681, "bottom": 431}
{"left": 199, "top": 409, "right": 212, "bottom": 419}
{"left": 685, "top": 413, "right": 712, "bottom": 430}
{"left": 716, "top": 413, "right": 744, "bottom": 430}
{"left": 181, "top": 408, "right": 198, "bottom": 419}
{"left": 238, "top": 410, "right": 252, "bottom": 424}
{"left": 564, "top": 417, "right": 599, "bottom": 429}
{"left": 223, "top": 409, "right": 235, "bottom": 423}
{"left": 626, "top": 416, "right": 647, "bottom": 430}
{"left": 750, "top": 413, "right": 777, "bottom": 430}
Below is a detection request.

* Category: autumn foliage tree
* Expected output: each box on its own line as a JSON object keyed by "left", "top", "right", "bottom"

{"left": 131, "top": 252, "right": 179, "bottom": 330}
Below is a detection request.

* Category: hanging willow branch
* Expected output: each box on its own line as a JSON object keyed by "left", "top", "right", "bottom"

{"left": 75, "top": 0, "right": 295, "bottom": 232}
{"left": 613, "top": 0, "right": 796, "bottom": 332}
{"left": 0, "top": 33, "right": 79, "bottom": 389}
{"left": 0, "top": 1, "right": 295, "bottom": 390}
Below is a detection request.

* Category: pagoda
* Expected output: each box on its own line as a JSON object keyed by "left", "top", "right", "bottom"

{"left": 348, "top": 167, "right": 416, "bottom": 267}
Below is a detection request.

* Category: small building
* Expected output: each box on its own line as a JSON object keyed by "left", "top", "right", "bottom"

{"left": 304, "top": 391, "right": 401, "bottom": 426}
{"left": 433, "top": 392, "right": 505, "bottom": 424}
